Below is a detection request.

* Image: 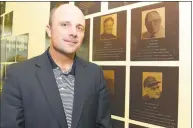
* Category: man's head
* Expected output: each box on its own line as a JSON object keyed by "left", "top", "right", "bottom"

{"left": 143, "top": 76, "right": 162, "bottom": 99}
{"left": 145, "top": 10, "right": 162, "bottom": 35}
{"left": 46, "top": 4, "right": 85, "bottom": 55}
{"left": 103, "top": 17, "right": 114, "bottom": 34}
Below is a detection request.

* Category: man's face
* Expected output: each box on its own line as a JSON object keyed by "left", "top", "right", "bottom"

{"left": 145, "top": 11, "right": 162, "bottom": 35}
{"left": 104, "top": 20, "right": 114, "bottom": 34}
{"left": 146, "top": 83, "right": 161, "bottom": 99}
{"left": 47, "top": 5, "right": 85, "bottom": 54}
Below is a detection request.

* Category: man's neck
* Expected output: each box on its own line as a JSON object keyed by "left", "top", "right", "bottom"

{"left": 49, "top": 47, "right": 75, "bottom": 71}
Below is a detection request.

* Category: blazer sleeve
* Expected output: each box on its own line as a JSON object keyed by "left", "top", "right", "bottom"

{"left": 0, "top": 66, "right": 25, "bottom": 128}
{"left": 96, "top": 68, "right": 112, "bottom": 128}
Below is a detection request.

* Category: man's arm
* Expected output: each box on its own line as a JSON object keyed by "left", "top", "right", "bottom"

{"left": 96, "top": 68, "right": 112, "bottom": 128}
{"left": 0, "top": 66, "right": 25, "bottom": 128}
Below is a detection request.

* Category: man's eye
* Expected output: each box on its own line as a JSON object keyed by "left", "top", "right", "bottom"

{"left": 61, "top": 23, "right": 68, "bottom": 27}
{"left": 77, "top": 27, "right": 84, "bottom": 31}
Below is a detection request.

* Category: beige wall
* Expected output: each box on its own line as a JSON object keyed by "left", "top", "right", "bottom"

{"left": 0, "top": 1, "right": 191, "bottom": 128}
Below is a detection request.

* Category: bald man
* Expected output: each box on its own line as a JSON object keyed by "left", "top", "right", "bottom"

{"left": 1, "top": 4, "right": 112, "bottom": 128}
{"left": 142, "top": 10, "right": 165, "bottom": 39}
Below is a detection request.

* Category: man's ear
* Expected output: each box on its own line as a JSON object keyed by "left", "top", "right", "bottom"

{"left": 46, "top": 25, "right": 51, "bottom": 38}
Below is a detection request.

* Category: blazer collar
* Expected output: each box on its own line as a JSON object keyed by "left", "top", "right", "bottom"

{"left": 35, "top": 48, "right": 88, "bottom": 69}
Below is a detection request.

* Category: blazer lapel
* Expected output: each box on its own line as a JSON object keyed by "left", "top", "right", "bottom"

{"left": 71, "top": 57, "right": 88, "bottom": 128}
{"left": 34, "top": 51, "right": 68, "bottom": 128}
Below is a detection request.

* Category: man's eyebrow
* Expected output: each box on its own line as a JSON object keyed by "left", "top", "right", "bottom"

{"left": 77, "top": 24, "right": 85, "bottom": 29}
{"left": 59, "top": 21, "right": 70, "bottom": 24}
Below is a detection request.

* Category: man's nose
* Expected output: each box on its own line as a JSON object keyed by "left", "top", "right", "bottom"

{"left": 69, "top": 26, "right": 77, "bottom": 38}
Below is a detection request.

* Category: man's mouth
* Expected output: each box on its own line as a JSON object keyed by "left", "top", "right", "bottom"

{"left": 63, "top": 39, "right": 77, "bottom": 44}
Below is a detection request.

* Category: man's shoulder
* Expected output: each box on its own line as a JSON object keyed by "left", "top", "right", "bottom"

{"left": 141, "top": 31, "right": 149, "bottom": 39}
{"left": 7, "top": 54, "right": 41, "bottom": 73}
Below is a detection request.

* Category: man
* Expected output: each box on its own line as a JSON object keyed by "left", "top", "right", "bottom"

{"left": 141, "top": 10, "right": 165, "bottom": 39}
{"left": 100, "top": 17, "right": 116, "bottom": 40}
{"left": 1, "top": 4, "right": 112, "bottom": 128}
{"left": 142, "top": 76, "right": 162, "bottom": 100}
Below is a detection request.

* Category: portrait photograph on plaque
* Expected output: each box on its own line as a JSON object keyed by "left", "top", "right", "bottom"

{"left": 1, "top": 39, "right": 7, "bottom": 62}
{"left": 76, "top": 19, "right": 90, "bottom": 61}
{"left": 108, "top": 1, "right": 138, "bottom": 9}
{"left": 129, "top": 123, "right": 147, "bottom": 128}
{"left": 112, "top": 119, "right": 124, "bottom": 128}
{"left": 130, "top": 2, "right": 179, "bottom": 61}
{"left": 75, "top": 2, "right": 101, "bottom": 16}
{"left": 6, "top": 36, "right": 16, "bottom": 62}
{"left": 129, "top": 66, "right": 179, "bottom": 128}
{"left": 93, "top": 11, "right": 126, "bottom": 61}
{"left": 0, "top": 2, "right": 6, "bottom": 15}
{"left": 50, "top": 1, "right": 69, "bottom": 11}
{"left": 4, "top": 11, "right": 13, "bottom": 37}
{"left": 16, "top": 33, "right": 29, "bottom": 62}
{"left": 0, "top": 16, "right": 3, "bottom": 37}
{"left": 101, "top": 66, "right": 125, "bottom": 117}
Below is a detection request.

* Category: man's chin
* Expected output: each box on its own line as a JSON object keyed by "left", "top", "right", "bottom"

{"left": 54, "top": 47, "right": 76, "bottom": 55}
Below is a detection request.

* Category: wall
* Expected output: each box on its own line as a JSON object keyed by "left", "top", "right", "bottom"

{"left": 0, "top": 1, "right": 191, "bottom": 128}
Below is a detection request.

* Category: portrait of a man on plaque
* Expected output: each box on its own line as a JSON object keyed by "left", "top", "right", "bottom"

{"left": 103, "top": 70, "right": 115, "bottom": 95}
{"left": 141, "top": 7, "right": 165, "bottom": 40}
{"left": 100, "top": 14, "right": 117, "bottom": 40}
{"left": 130, "top": 66, "right": 179, "bottom": 128}
{"left": 131, "top": 2, "right": 179, "bottom": 61}
{"left": 142, "top": 72, "right": 162, "bottom": 100}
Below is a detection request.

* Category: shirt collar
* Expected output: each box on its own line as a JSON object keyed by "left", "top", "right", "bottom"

{"left": 47, "top": 48, "right": 76, "bottom": 76}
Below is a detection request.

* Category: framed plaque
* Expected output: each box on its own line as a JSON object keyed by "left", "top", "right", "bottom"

{"left": 101, "top": 66, "right": 125, "bottom": 117}
{"left": 108, "top": 2, "right": 137, "bottom": 9}
{"left": 0, "top": 2, "right": 6, "bottom": 15}
{"left": 4, "top": 11, "right": 13, "bottom": 37}
{"left": 16, "top": 33, "right": 29, "bottom": 62}
{"left": 129, "top": 66, "right": 179, "bottom": 128}
{"left": 130, "top": 2, "right": 179, "bottom": 61}
{"left": 75, "top": 2, "right": 101, "bottom": 16}
{"left": 76, "top": 19, "right": 90, "bottom": 61}
{"left": 6, "top": 36, "right": 16, "bottom": 62}
{"left": 112, "top": 119, "right": 124, "bottom": 128}
{"left": 93, "top": 11, "right": 126, "bottom": 61}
